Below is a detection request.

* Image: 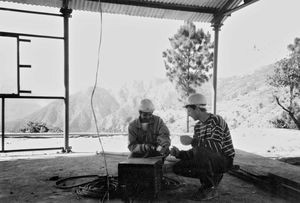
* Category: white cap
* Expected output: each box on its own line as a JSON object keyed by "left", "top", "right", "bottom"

{"left": 184, "top": 93, "right": 207, "bottom": 107}
{"left": 138, "top": 99, "right": 155, "bottom": 113}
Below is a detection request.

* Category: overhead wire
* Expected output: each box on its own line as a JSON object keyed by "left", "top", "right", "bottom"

{"left": 88, "top": 2, "right": 185, "bottom": 201}
{"left": 89, "top": 0, "right": 111, "bottom": 202}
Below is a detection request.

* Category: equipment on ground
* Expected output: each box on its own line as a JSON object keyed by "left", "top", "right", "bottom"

{"left": 54, "top": 157, "right": 182, "bottom": 201}
{"left": 118, "top": 157, "right": 163, "bottom": 200}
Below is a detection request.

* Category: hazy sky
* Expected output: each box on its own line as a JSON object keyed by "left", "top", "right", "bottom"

{"left": 0, "top": 0, "right": 300, "bottom": 96}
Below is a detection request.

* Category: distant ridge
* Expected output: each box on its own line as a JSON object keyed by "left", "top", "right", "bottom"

{"left": 6, "top": 87, "right": 119, "bottom": 132}
{"left": 6, "top": 64, "right": 283, "bottom": 132}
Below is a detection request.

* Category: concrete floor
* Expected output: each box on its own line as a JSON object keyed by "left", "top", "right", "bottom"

{"left": 0, "top": 152, "right": 291, "bottom": 203}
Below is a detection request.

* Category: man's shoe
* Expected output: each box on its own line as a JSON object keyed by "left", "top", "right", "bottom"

{"left": 191, "top": 186, "right": 218, "bottom": 201}
{"left": 201, "top": 187, "right": 218, "bottom": 201}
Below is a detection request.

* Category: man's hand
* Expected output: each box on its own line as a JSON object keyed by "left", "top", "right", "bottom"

{"left": 157, "top": 146, "right": 170, "bottom": 156}
{"left": 180, "top": 135, "right": 193, "bottom": 145}
{"left": 170, "top": 146, "right": 180, "bottom": 157}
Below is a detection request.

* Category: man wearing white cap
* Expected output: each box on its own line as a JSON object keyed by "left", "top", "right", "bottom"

{"left": 128, "top": 98, "right": 171, "bottom": 158}
{"left": 170, "top": 93, "right": 235, "bottom": 200}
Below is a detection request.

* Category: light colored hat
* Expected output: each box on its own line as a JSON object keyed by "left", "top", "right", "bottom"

{"left": 138, "top": 99, "right": 155, "bottom": 113}
{"left": 184, "top": 93, "right": 207, "bottom": 108}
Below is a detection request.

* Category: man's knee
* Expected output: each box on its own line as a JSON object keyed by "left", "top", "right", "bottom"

{"left": 173, "top": 160, "right": 193, "bottom": 176}
{"left": 173, "top": 161, "right": 183, "bottom": 175}
{"left": 172, "top": 160, "right": 199, "bottom": 178}
{"left": 194, "top": 147, "right": 212, "bottom": 160}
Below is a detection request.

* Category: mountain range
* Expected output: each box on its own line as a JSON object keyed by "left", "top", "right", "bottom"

{"left": 4, "top": 64, "right": 284, "bottom": 133}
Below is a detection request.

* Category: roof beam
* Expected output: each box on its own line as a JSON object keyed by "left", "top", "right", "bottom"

{"left": 222, "top": 0, "right": 259, "bottom": 16}
{"left": 62, "top": 0, "right": 70, "bottom": 8}
{"left": 212, "top": 0, "right": 259, "bottom": 25}
{"left": 88, "top": 0, "right": 218, "bottom": 14}
{"left": 212, "top": 0, "right": 237, "bottom": 25}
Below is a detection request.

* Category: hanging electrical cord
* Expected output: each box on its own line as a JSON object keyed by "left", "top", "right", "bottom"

{"left": 89, "top": 0, "right": 111, "bottom": 202}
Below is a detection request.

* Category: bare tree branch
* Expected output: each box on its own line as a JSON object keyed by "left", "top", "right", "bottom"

{"left": 275, "top": 96, "right": 291, "bottom": 113}
{"left": 275, "top": 96, "right": 300, "bottom": 129}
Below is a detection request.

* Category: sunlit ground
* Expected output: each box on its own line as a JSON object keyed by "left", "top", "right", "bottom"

{"left": 1, "top": 128, "right": 300, "bottom": 160}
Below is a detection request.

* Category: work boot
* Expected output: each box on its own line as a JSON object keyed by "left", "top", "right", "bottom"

{"left": 190, "top": 186, "right": 218, "bottom": 201}
{"left": 201, "top": 186, "right": 218, "bottom": 201}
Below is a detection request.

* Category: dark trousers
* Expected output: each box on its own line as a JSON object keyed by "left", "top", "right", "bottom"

{"left": 173, "top": 147, "right": 233, "bottom": 188}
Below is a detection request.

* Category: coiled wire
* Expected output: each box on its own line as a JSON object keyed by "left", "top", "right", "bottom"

{"left": 56, "top": 175, "right": 119, "bottom": 200}
{"left": 75, "top": 176, "right": 119, "bottom": 199}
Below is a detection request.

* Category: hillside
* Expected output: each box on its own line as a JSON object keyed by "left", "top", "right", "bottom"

{"left": 217, "top": 64, "right": 282, "bottom": 129}
{"left": 3, "top": 100, "right": 42, "bottom": 121}
{"left": 6, "top": 87, "right": 119, "bottom": 132}
{"left": 217, "top": 64, "right": 275, "bottom": 101}
{"left": 0, "top": 100, "right": 42, "bottom": 130}
{"left": 6, "top": 64, "right": 285, "bottom": 133}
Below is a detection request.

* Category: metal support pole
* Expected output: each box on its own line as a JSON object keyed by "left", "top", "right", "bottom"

{"left": 212, "top": 22, "right": 221, "bottom": 114}
{"left": 60, "top": 6, "right": 72, "bottom": 153}
{"left": 1, "top": 97, "right": 5, "bottom": 152}
{"left": 17, "top": 36, "right": 20, "bottom": 95}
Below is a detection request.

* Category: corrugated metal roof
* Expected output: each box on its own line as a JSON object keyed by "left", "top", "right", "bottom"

{"left": 0, "top": 0, "right": 251, "bottom": 23}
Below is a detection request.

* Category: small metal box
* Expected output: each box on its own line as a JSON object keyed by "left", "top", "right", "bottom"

{"left": 118, "top": 158, "right": 163, "bottom": 199}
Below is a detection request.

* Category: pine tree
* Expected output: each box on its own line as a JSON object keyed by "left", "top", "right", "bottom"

{"left": 162, "top": 22, "right": 214, "bottom": 100}
{"left": 162, "top": 22, "right": 214, "bottom": 132}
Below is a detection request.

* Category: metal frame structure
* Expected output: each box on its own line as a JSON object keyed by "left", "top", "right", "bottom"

{"left": 0, "top": 0, "right": 260, "bottom": 153}
{"left": 0, "top": 7, "right": 71, "bottom": 153}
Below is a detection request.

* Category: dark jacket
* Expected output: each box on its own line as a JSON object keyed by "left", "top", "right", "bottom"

{"left": 128, "top": 115, "right": 170, "bottom": 155}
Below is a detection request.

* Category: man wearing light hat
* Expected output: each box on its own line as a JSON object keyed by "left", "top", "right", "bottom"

{"left": 170, "top": 93, "right": 235, "bottom": 200}
{"left": 128, "top": 98, "right": 171, "bottom": 158}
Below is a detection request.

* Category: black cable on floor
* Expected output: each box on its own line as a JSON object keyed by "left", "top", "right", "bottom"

{"left": 55, "top": 175, "right": 182, "bottom": 199}
{"left": 55, "top": 175, "right": 119, "bottom": 199}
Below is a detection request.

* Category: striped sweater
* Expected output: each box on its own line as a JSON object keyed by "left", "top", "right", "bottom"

{"left": 193, "top": 113, "right": 235, "bottom": 158}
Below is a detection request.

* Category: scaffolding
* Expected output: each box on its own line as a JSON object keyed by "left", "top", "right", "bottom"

{"left": 0, "top": 6, "right": 72, "bottom": 153}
